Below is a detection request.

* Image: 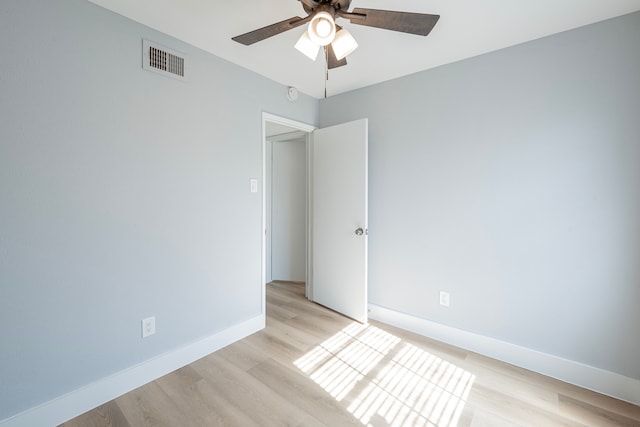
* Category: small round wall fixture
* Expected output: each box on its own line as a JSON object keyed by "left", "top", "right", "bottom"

{"left": 287, "top": 86, "right": 299, "bottom": 101}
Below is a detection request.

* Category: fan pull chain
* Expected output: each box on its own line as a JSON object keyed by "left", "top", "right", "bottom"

{"left": 324, "top": 46, "right": 329, "bottom": 99}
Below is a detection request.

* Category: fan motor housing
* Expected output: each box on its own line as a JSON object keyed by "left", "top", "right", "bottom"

{"left": 301, "top": 0, "right": 352, "bottom": 15}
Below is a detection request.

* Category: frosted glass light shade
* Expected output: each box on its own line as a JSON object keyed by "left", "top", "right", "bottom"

{"left": 308, "top": 11, "right": 336, "bottom": 46}
{"left": 295, "top": 31, "right": 320, "bottom": 60}
{"left": 331, "top": 28, "right": 358, "bottom": 60}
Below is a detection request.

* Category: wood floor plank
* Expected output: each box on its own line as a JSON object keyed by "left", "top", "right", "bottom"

{"left": 267, "top": 316, "right": 327, "bottom": 351}
{"left": 247, "top": 357, "right": 363, "bottom": 426}
{"left": 284, "top": 310, "right": 355, "bottom": 340}
{"left": 191, "top": 351, "right": 315, "bottom": 426}
{"left": 165, "top": 370, "right": 261, "bottom": 427}
{"left": 558, "top": 394, "right": 640, "bottom": 427}
{"left": 464, "top": 407, "right": 520, "bottom": 427}
{"left": 367, "top": 319, "right": 469, "bottom": 363}
{"left": 60, "top": 401, "right": 131, "bottom": 427}
{"left": 457, "top": 359, "right": 560, "bottom": 416}
{"left": 466, "top": 385, "right": 587, "bottom": 427}
{"left": 115, "top": 381, "right": 190, "bottom": 427}
{"left": 152, "top": 365, "right": 229, "bottom": 426}
{"left": 556, "top": 383, "right": 640, "bottom": 422}
{"left": 266, "top": 301, "right": 300, "bottom": 322}
{"left": 268, "top": 280, "right": 306, "bottom": 299}
{"left": 212, "top": 339, "right": 269, "bottom": 372}
{"left": 242, "top": 325, "right": 309, "bottom": 365}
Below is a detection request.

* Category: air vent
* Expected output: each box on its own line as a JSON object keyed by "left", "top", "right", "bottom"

{"left": 142, "top": 39, "right": 186, "bottom": 81}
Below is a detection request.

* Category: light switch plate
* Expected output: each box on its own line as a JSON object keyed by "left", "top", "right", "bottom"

{"left": 250, "top": 179, "right": 258, "bottom": 193}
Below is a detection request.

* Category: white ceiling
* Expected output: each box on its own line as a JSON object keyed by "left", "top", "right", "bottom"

{"left": 88, "top": 0, "right": 640, "bottom": 99}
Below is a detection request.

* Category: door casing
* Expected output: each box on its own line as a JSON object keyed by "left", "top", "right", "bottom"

{"left": 262, "top": 113, "right": 315, "bottom": 313}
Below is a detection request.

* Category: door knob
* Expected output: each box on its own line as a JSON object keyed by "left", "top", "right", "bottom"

{"left": 355, "top": 227, "right": 364, "bottom": 236}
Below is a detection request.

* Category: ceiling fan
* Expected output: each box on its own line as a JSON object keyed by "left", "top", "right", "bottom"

{"left": 232, "top": 0, "right": 440, "bottom": 70}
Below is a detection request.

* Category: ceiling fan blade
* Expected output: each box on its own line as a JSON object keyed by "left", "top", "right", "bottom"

{"left": 348, "top": 8, "right": 440, "bottom": 36}
{"left": 327, "top": 44, "right": 347, "bottom": 69}
{"left": 232, "top": 16, "right": 308, "bottom": 45}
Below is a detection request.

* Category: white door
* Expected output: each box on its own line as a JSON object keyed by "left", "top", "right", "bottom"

{"left": 312, "top": 119, "right": 368, "bottom": 323}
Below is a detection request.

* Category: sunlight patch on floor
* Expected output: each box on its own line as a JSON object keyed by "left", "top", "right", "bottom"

{"left": 295, "top": 323, "right": 475, "bottom": 426}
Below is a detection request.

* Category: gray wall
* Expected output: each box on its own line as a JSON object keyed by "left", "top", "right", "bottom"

{"left": 320, "top": 12, "right": 640, "bottom": 379}
{"left": 0, "top": 0, "right": 317, "bottom": 420}
{"left": 271, "top": 140, "right": 307, "bottom": 282}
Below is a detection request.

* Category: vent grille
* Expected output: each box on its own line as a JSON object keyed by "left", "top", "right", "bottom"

{"left": 149, "top": 46, "right": 184, "bottom": 76}
{"left": 143, "top": 39, "right": 186, "bottom": 81}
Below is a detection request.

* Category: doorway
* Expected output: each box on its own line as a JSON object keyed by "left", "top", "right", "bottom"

{"left": 262, "top": 113, "right": 369, "bottom": 323}
{"left": 262, "top": 113, "right": 315, "bottom": 309}
{"left": 266, "top": 127, "right": 307, "bottom": 282}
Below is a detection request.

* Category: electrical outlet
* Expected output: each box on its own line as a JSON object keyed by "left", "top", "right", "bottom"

{"left": 142, "top": 316, "right": 155, "bottom": 338}
{"left": 439, "top": 291, "right": 450, "bottom": 307}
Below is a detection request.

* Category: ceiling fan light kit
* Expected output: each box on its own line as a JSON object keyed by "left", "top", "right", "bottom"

{"left": 295, "top": 31, "right": 320, "bottom": 60}
{"left": 308, "top": 9, "right": 337, "bottom": 46}
{"left": 232, "top": 0, "right": 440, "bottom": 90}
{"left": 331, "top": 28, "right": 358, "bottom": 60}
{"left": 296, "top": 26, "right": 357, "bottom": 62}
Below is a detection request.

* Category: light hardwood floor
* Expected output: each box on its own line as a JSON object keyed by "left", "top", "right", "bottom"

{"left": 62, "top": 281, "right": 640, "bottom": 426}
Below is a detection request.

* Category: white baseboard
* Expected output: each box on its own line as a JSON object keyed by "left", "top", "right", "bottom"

{"left": 368, "top": 304, "right": 640, "bottom": 406}
{"left": 0, "top": 314, "right": 265, "bottom": 427}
